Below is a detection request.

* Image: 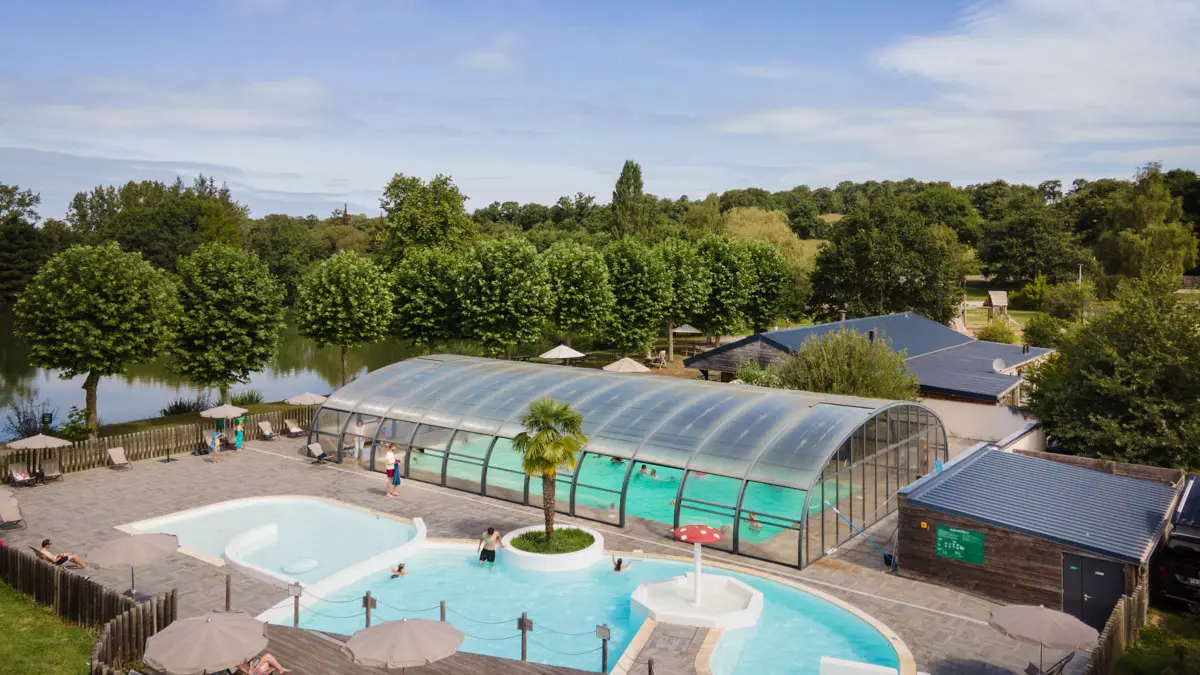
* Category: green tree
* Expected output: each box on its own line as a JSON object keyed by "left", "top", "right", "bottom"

{"left": 543, "top": 241, "right": 615, "bottom": 346}
{"left": 457, "top": 238, "right": 552, "bottom": 356}
{"left": 604, "top": 238, "right": 672, "bottom": 353}
{"left": 1095, "top": 164, "right": 1196, "bottom": 282}
{"left": 511, "top": 398, "right": 588, "bottom": 543}
{"left": 390, "top": 247, "right": 463, "bottom": 346}
{"left": 905, "top": 184, "right": 985, "bottom": 246}
{"left": 975, "top": 320, "right": 1017, "bottom": 344}
{"left": 247, "top": 214, "right": 320, "bottom": 301}
{"left": 378, "top": 173, "right": 476, "bottom": 263}
{"left": 1022, "top": 313, "right": 1068, "bottom": 349}
{"left": 745, "top": 330, "right": 919, "bottom": 400}
{"left": 0, "top": 184, "right": 47, "bottom": 303}
{"left": 14, "top": 243, "right": 179, "bottom": 436}
{"left": 169, "top": 244, "right": 285, "bottom": 404}
{"left": 1028, "top": 277, "right": 1200, "bottom": 468}
{"left": 694, "top": 235, "right": 750, "bottom": 337}
{"left": 809, "top": 201, "right": 961, "bottom": 323}
{"left": 612, "top": 160, "right": 648, "bottom": 238}
{"left": 979, "top": 200, "right": 1091, "bottom": 283}
{"left": 655, "top": 238, "right": 711, "bottom": 360}
{"left": 295, "top": 251, "right": 395, "bottom": 385}
{"left": 742, "top": 240, "right": 790, "bottom": 333}
{"left": 1165, "top": 168, "right": 1200, "bottom": 226}
{"left": 1041, "top": 280, "right": 1095, "bottom": 321}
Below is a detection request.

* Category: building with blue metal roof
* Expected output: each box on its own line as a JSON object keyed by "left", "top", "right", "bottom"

{"left": 683, "top": 312, "right": 1052, "bottom": 404}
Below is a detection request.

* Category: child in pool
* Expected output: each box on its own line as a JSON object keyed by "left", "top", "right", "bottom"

{"left": 390, "top": 563, "right": 407, "bottom": 578}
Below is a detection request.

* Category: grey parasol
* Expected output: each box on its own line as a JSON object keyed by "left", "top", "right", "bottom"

{"left": 87, "top": 533, "right": 178, "bottom": 595}
{"left": 342, "top": 618, "right": 465, "bottom": 672}
{"left": 144, "top": 612, "right": 268, "bottom": 675}
{"left": 284, "top": 392, "right": 327, "bottom": 406}
{"left": 989, "top": 604, "right": 1098, "bottom": 670}
{"left": 5, "top": 433, "right": 73, "bottom": 449}
{"left": 199, "top": 404, "right": 249, "bottom": 419}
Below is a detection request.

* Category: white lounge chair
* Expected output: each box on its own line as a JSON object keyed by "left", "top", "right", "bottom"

{"left": 258, "top": 421, "right": 277, "bottom": 440}
{"left": 0, "top": 494, "right": 24, "bottom": 529}
{"left": 283, "top": 419, "right": 305, "bottom": 438}
{"left": 107, "top": 447, "right": 130, "bottom": 469}
{"left": 307, "top": 443, "right": 330, "bottom": 464}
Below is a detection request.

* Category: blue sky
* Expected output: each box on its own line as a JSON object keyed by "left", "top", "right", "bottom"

{"left": 2, "top": 0, "right": 1197, "bottom": 218}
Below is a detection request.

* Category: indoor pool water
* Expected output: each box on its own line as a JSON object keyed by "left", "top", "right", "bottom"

{"left": 292, "top": 549, "right": 899, "bottom": 674}
{"left": 127, "top": 496, "right": 417, "bottom": 584}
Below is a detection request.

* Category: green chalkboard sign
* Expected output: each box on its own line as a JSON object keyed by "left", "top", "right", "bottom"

{"left": 935, "top": 526, "right": 985, "bottom": 564}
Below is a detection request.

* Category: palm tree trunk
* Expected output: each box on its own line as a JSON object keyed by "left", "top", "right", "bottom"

{"left": 542, "top": 473, "right": 556, "bottom": 543}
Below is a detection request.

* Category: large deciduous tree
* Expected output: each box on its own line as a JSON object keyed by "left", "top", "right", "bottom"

{"left": 170, "top": 244, "right": 285, "bottom": 404}
{"left": 295, "top": 251, "right": 395, "bottom": 386}
{"left": 903, "top": 183, "right": 985, "bottom": 246}
{"left": 543, "top": 241, "right": 615, "bottom": 346}
{"left": 655, "top": 238, "right": 711, "bottom": 360}
{"left": 14, "top": 243, "right": 179, "bottom": 436}
{"left": 810, "top": 202, "right": 961, "bottom": 323}
{"left": 604, "top": 238, "right": 673, "bottom": 353}
{"left": 1094, "top": 163, "right": 1196, "bottom": 282}
{"left": 377, "top": 173, "right": 476, "bottom": 263}
{"left": 457, "top": 238, "right": 552, "bottom": 356}
{"left": 612, "top": 160, "right": 648, "bottom": 239}
{"left": 693, "top": 235, "right": 750, "bottom": 338}
{"left": 979, "top": 200, "right": 1091, "bottom": 284}
{"left": 741, "top": 240, "right": 790, "bottom": 333}
{"left": 390, "top": 247, "right": 463, "bottom": 346}
{"left": 1028, "top": 277, "right": 1200, "bottom": 469}
{"left": 0, "top": 184, "right": 47, "bottom": 303}
{"left": 247, "top": 214, "right": 320, "bottom": 302}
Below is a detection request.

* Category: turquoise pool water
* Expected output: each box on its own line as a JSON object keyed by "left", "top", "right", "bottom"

{"left": 291, "top": 549, "right": 900, "bottom": 674}
{"left": 127, "top": 497, "right": 417, "bottom": 584}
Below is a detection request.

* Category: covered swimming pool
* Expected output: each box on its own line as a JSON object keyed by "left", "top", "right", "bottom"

{"left": 309, "top": 355, "right": 948, "bottom": 568}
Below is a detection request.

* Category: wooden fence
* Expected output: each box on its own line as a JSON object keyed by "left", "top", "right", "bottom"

{"left": 0, "top": 405, "right": 316, "bottom": 479}
{"left": 90, "top": 590, "right": 178, "bottom": 675}
{"left": 0, "top": 543, "right": 139, "bottom": 627}
{"left": 1083, "top": 578, "right": 1150, "bottom": 675}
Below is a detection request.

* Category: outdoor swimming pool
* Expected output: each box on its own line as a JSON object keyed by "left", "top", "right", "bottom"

{"left": 280, "top": 548, "right": 901, "bottom": 675}
{"left": 121, "top": 496, "right": 420, "bottom": 585}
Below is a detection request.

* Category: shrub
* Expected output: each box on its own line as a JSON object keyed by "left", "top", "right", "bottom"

{"left": 975, "top": 320, "right": 1018, "bottom": 344}
{"left": 1041, "top": 280, "right": 1095, "bottom": 320}
{"left": 230, "top": 389, "right": 265, "bottom": 406}
{"left": 2, "top": 399, "right": 56, "bottom": 442}
{"left": 775, "top": 329, "right": 920, "bottom": 400}
{"left": 510, "top": 528, "right": 595, "bottom": 554}
{"left": 1022, "top": 313, "right": 1069, "bottom": 348}
{"left": 1010, "top": 274, "right": 1048, "bottom": 310}
{"left": 734, "top": 361, "right": 781, "bottom": 387}
{"left": 56, "top": 407, "right": 90, "bottom": 442}
{"left": 160, "top": 394, "right": 211, "bottom": 417}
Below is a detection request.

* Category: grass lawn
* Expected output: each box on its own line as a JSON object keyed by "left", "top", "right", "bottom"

{"left": 510, "top": 528, "right": 595, "bottom": 554}
{"left": 1114, "top": 609, "right": 1200, "bottom": 675}
{"left": 98, "top": 402, "right": 299, "bottom": 437}
{"left": 0, "top": 582, "right": 95, "bottom": 675}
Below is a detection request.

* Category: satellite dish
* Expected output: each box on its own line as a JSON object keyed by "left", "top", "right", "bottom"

{"left": 992, "top": 358, "right": 1006, "bottom": 373}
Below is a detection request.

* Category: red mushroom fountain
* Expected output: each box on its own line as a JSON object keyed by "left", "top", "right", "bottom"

{"left": 672, "top": 524, "right": 722, "bottom": 605}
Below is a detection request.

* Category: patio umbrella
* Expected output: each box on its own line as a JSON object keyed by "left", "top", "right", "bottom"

{"left": 672, "top": 324, "right": 702, "bottom": 335}
{"left": 673, "top": 524, "right": 723, "bottom": 606}
{"left": 603, "top": 357, "right": 651, "bottom": 373}
{"left": 342, "top": 618, "right": 465, "bottom": 673}
{"left": 144, "top": 611, "right": 268, "bottom": 675}
{"left": 199, "top": 404, "right": 248, "bottom": 420}
{"left": 284, "top": 392, "right": 327, "bottom": 406}
{"left": 87, "top": 533, "right": 178, "bottom": 596}
{"left": 5, "top": 433, "right": 72, "bottom": 449}
{"left": 539, "top": 344, "right": 586, "bottom": 360}
{"left": 988, "top": 605, "right": 1098, "bottom": 670}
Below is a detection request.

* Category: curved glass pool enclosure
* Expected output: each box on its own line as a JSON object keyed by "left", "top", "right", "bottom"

{"left": 310, "top": 354, "right": 948, "bottom": 568}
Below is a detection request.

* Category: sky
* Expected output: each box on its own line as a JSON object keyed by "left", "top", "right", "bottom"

{"left": 1, "top": 0, "right": 1198, "bottom": 219}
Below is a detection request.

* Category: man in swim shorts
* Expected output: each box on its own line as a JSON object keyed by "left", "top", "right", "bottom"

{"left": 477, "top": 527, "right": 504, "bottom": 565}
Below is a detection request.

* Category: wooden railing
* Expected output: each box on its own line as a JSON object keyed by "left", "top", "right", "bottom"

{"left": 0, "top": 405, "right": 316, "bottom": 478}
{"left": 1084, "top": 579, "right": 1149, "bottom": 675}
{"left": 0, "top": 543, "right": 137, "bottom": 626}
{"left": 91, "top": 590, "right": 178, "bottom": 675}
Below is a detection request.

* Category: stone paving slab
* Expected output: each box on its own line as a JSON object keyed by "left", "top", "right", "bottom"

{"left": 0, "top": 438, "right": 1084, "bottom": 674}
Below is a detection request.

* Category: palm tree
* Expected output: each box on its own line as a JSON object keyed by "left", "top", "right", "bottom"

{"left": 512, "top": 397, "right": 588, "bottom": 543}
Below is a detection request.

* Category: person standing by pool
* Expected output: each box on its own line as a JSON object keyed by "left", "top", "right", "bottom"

{"left": 211, "top": 429, "right": 222, "bottom": 465}
{"left": 389, "top": 443, "right": 403, "bottom": 495}
{"left": 235, "top": 420, "right": 245, "bottom": 452}
{"left": 477, "top": 527, "right": 504, "bottom": 565}
{"left": 384, "top": 443, "right": 398, "bottom": 497}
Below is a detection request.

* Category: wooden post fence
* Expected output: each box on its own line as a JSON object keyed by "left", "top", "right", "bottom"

{"left": 89, "top": 589, "right": 177, "bottom": 675}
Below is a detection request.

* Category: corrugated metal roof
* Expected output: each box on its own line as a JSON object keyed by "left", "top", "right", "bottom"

{"left": 762, "top": 312, "right": 974, "bottom": 355}
{"left": 902, "top": 449, "right": 1178, "bottom": 564}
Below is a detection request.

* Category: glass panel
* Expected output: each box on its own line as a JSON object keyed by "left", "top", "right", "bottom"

{"left": 747, "top": 404, "right": 869, "bottom": 488}
{"left": 624, "top": 462, "right": 684, "bottom": 536}
{"left": 313, "top": 433, "right": 340, "bottom": 459}
{"left": 573, "top": 379, "right": 664, "bottom": 436}
{"left": 528, "top": 466, "right": 574, "bottom": 515}
{"left": 444, "top": 431, "right": 492, "bottom": 493}
{"left": 486, "top": 370, "right": 595, "bottom": 437}
{"left": 407, "top": 448, "right": 446, "bottom": 485}
{"left": 341, "top": 414, "right": 379, "bottom": 465}
{"left": 633, "top": 389, "right": 746, "bottom": 467}
{"left": 484, "top": 438, "right": 527, "bottom": 504}
{"left": 382, "top": 363, "right": 478, "bottom": 422}
{"left": 679, "top": 394, "right": 795, "bottom": 475}
{"left": 315, "top": 408, "right": 350, "bottom": 435}
{"left": 678, "top": 472, "right": 740, "bottom": 552}
{"left": 591, "top": 387, "right": 700, "bottom": 460}
{"left": 447, "top": 370, "right": 544, "bottom": 435}
{"left": 371, "top": 419, "right": 416, "bottom": 472}
{"left": 412, "top": 424, "right": 454, "bottom": 452}
{"left": 572, "top": 453, "right": 625, "bottom": 525}
{"left": 737, "top": 481, "right": 805, "bottom": 566}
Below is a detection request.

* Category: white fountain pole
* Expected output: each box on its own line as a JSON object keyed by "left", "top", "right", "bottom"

{"left": 693, "top": 541, "right": 702, "bottom": 606}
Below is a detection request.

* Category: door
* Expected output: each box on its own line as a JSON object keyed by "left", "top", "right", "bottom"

{"left": 1063, "top": 553, "right": 1125, "bottom": 630}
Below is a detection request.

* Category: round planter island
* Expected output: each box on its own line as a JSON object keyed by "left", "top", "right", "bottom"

{"left": 501, "top": 524, "right": 606, "bottom": 572}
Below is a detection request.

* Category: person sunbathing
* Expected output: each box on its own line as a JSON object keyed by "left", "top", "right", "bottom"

{"left": 237, "top": 653, "right": 290, "bottom": 675}
{"left": 39, "top": 539, "right": 86, "bottom": 568}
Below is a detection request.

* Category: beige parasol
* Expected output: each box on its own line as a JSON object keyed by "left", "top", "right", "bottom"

{"left": 144, "top": 612, "right": 268, "bottom": 675}
{"left": 5, "top": 433, "right": 73, "bottom": 450}
{"left": 284, "top": 392, "right": 328, "bottom": 406}
{"left": 602, "top": 357, "right": 651, "bottom": 373}
{"left": 989, "top": 604, "right": 1098, "bottom": 670}
{"left": 341, "top": 618, "right": 465, "bottom": 672}
{"left": 88, "top": 533, "right": 179, "bottom": 595}
{"left": 539, "top": 344, "right": 586, "bottom": 360}
{"left": 199, "top": 404, "right": 249, "bottom": 420}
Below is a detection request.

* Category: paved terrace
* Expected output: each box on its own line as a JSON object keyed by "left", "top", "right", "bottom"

{"left": 2, "top": 438, "right": 1084, "bottom": 675}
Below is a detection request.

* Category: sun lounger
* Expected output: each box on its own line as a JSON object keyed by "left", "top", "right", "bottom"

{"left": 6, "top": 462, "right": 37, "bottom": 487}
{"left": 258, "top": 421, "right": 277, "bottom": 440}
{"left": 307, "top": 443, "right": 330, "bottom": 464}
{"left": 39, "top": 457, "right": 63, "bottom": 482}
{"left": 0, "top": 494, "right": 24, "bottom": 529}
{"left": 28, "top": 545, "right": 82, "bottom": 568}
{"left": 283, "top": 419, "right": 305, "bottom": 438}
{"left": 1025, "top": 653, "right": 1074, "bottom": 675}
{"left": 107, "top": 447, "right": 130, "bottom": 469}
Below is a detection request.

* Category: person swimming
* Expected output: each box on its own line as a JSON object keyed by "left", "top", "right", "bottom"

{"left": 390, "top": 563, "right": 407, "bottom": 578}
{"left": 650, "top": 469, "right": 658, "bottom": 478}
{"left": 638, "top": 464, "right": 648, "bottom": 476}
{"left": 748, "top": 513, "right": 763, "bottom": 531}
{"left": 612, "top": 555, "right": 632, "bottom": 572}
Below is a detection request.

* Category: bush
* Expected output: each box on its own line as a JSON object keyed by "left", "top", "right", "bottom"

{"left": 1010, "top": 274, "right": 1048, "bottom": 310}
{"left": 1041, "top": 280, "right": 1095, "bottom": 320}
{"left": 775, "top": 329, "right": 920, "bottom": 400}
{"left": 1114, "top": 610, "right": 1200, "bottom": 675}
{"left": 976, "top": 320, "right": 1018, "bottom": 344}
{"left": 56, "top": 406, "right": 90, "bottom": 442}
{"left": 510, "top": 528, "right": 595, "bottom": 554}
{"left": 734, "top": 361, "right": 781, "bottom": 387}
{"left": 160, "top": 394, "right": 211, "bottom": 416}
{"left": 230, "top": 389, "right": 265, "bottom": 406}
{"left": 2, "top": 399, "right": 56, "bottom": 442}
{"left": 1022, "top": 313, "right": 1069, "bottom": 348}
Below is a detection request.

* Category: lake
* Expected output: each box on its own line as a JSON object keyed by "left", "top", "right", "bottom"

{"left": 0, "top": 308, "right": 511, "bottom": 431}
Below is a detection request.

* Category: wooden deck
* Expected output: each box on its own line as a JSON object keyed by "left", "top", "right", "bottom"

{"left": 265, "top": 625, "right": 597, "bottom": 675}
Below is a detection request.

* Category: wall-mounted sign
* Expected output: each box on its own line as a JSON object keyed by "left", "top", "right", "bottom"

{"left": 935, "top": 526, "right": 985, "bottom": 565}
